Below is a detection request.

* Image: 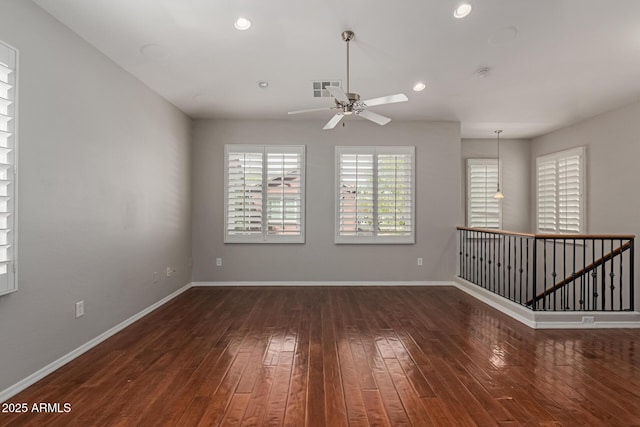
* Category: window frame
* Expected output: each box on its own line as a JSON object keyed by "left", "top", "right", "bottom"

{"left": 224, "top": 144, "right": 306, "bottom": 244}
{"left": 0, "top": 40, "right": 18, "bottom": 296}
{"left": 466, "top": 158, "right": 502, "bottom": 229}
{"left": 536, "top": 146, "right": 587, "bottom": 234}
{"left": 335, "top": 145, "right": 415, "bottom": 245}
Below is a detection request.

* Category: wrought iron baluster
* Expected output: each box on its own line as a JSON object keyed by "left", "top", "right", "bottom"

{"left": 581, "top": 239, "right": 586, "bottom": 310}
{"left": 508, "top": 235, "right": 512, "bottom": 300}
{"left": 552, "top": 238, "right": 557, "bottom": 311}
{"left": 519, "top": 237, "right": 523, "bottom": 305}
{"left": 601, "top": 239, "right": 606, "bottom": 311}
{"left": 532, "top": 239, "right": 537, "bottom": 311}
{"left": 562, "top": 238, "right": 567, "bottom": 310}
{"left": 463, "top": 230, "right": 466, "bottom": 279}
{"left": 543, "top": 240, "right": 547, "bottom": 311}
{"left": 619, "top": 239, "right": 623, "bottom": 311}
{"left": 458, "top": 229, "right": 463, "bottom": 278}
{"left": 482, "top": 231, "right": 487, "bottom": 288}
{"left": 492, "top": 233, "right": 496, "bottom": 292}
{"left": 609, "top": 239, "right": 615, "bottom": 311}
{"left": 572, "top": 239, "right": 576, "bottom": 311}
{"left": 526, "top": 238, "right": 530, "bottom": 307}
{"left": 497, "top": 235, "right": 502, "bottom": 297}
{"left": 475, "top": 231, "right": 478, "bottom": 284}
{"left": 592, "top": 240, "right": 597, "bottom": 310}
{"left": 630, "top": 239, "right": 635, "bottom": 311}
{"left": 502, "top": 235, "right": 506, "bottom": 297}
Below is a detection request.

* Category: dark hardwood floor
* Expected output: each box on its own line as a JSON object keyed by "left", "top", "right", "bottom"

{"left": 2, "top": 286, "right": 640, "bottom": 426}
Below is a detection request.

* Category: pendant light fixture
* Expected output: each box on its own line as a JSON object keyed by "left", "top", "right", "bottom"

{"left": 493, "top": 129, "right": 504, "bottom": 199}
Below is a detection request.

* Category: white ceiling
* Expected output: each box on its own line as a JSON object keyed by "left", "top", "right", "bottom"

{"left": 32, "top": 0, "right": 640, "bottom": 138}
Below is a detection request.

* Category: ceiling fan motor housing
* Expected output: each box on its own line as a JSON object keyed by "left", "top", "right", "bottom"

{"left": 335, "top": 92, "right": 364, "bottom": 114}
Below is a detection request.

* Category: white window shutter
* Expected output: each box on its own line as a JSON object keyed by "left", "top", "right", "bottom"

{"left": 336, "top": 146, "right": 415, "bottom": 244}
{"left": 337, "top": 151, "right": 374, "bottom": 237}
{"left": 377, "top": 152, "right": 413, "bottom": 237}
{"left": 226, "top": 148, "right": 264, "bottom": 237}
{"left": 467, "top": 159, "right": 501, "bottom": 229}
{"left": 225, "top": 145, "right": 305, "bottom": 243}
{"left": 536, "top": 147, "right": 585, "bottom": 234}
{"left": 537, "top": 159, "right": 557, "bottom": 232}
{"left": 266, "top": 146, "right": 304, "bottom": 238}
{"left": 0, "top": 41, "right": 16, "bottom": 295}
{"left": 558, "top": 155, "right": 581, "bottom": 233}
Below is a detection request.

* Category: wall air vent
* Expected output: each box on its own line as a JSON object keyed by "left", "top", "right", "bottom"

{"left": 312, "top": 80, "right": 341, "bottom": 98}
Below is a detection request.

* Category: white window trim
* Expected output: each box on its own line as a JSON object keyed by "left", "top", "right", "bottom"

{"left": 466, "top": 158, "right": 502, "bottom": 229}
{"left": 335, "top": 145, "right": 415, "bottom": 244}
{"left": 536, "top": 146, "right": 587, "bottom": 234}
{"left": 0, "top": 40, "right": 18, "bottom": 296}
{"left": 224, "top": 144, "right": 306, "bottom": 244}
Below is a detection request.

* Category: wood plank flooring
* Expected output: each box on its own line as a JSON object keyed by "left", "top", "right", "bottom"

{"left": 2, "top": 286, "right": 640, "bottom": 426}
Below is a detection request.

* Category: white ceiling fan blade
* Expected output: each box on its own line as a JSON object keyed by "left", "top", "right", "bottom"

{"left": 288, "top": 107, "right": 334, "bottom": 115}
{"left": 323, "top": 114, "right": 344, "bottom": 130}
{"left": 326, "top": 86, "right": 350, "bottom": 104}
{"left": 358, "top": 109, "right": 391, "bottom": 126}
{"left": 363, "top": 93, "right": 408, "bottom": 107}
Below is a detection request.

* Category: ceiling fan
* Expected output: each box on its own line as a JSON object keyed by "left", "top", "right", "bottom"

{"left": 288, "top": 31, "right": 408, "bottom": 130}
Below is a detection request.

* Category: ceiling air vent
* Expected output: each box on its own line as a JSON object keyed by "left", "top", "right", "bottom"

{"left": 312, "top": 80, "right": 341, "bottom": 98}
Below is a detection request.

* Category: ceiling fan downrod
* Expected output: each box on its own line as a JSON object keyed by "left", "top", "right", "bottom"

{"left": 342, "top": 30, "right": 354, "bottom": 94}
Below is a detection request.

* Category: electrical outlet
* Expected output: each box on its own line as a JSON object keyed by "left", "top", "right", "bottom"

{"left": 75, "top": 301, "right": 84, "bottom": 318}
{"left": 583, "top": 316, "right": 595, "bottom": 324}
{"left": 216, "top": 258, "right": 222, "bottom": 267}
{"left": 153, "top": 272, "right": 159, "bottom": 284}
{"left": 417, "top": 257, "right": 423, "bottom": 266}
{"left": 166, "top": 267, "right": 172, "bottom": 277}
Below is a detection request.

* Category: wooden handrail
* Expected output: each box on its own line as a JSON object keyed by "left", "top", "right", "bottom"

{"left": 456, "top": 226, "right": 535, "bottom": 238}
{"left": 457, "top": 226, "right": 635, "bottom": 240}
{"left": 526, "top": 240, "right": 633, "bottom": 306}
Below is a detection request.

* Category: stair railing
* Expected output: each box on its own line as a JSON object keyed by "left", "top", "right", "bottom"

{"left": 457, "top": 227, "right": 635, "bottom": 312}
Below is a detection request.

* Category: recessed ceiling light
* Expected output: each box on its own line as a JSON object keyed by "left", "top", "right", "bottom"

{"left": 257, "top": 81, "right": 269, "bottom": 88}
{"left": 413, "top": 82, "right": 426, "bottom": 92}
{"left": 234, "top": 17, "right": 251, "bottom": 30}
{"left": 454, "top": 3, "right": 472, "bottom": 19}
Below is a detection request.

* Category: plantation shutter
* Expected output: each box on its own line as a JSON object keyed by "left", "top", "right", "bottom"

{"left": 537, "top": 159, "right": 557, "bottom": 232}
{"left": 337, "top": 150, "right": 374, "bottom": 237}
{"left": 225, "top": 145, "right": 305, "bottom": 243}
{"left": 377, "top": 149, "right": 413, "bottom": 237}
{"left": 467, "top": 159, "right": 501, "bottom": 229}
{"left": 558, "top": 154, "right": 581, "bottom": 233}
{"left": 0, "top": 42, "right": 16, "bottom": 295}
{"left": 536, "top": 147, "right": 585, "bottom": 234}
{"left": 266, "top": 146, "right": 304, "bottom": 238}
{"left": 336, "top": 146, "right": 415, "bottom": 244}
{"left": 226, "top": 147, "right": 264, "bottom": 238}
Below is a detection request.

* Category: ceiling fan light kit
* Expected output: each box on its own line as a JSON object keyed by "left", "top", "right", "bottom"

{"left": 288, "top": 30, "right": 409, "bottom": 130}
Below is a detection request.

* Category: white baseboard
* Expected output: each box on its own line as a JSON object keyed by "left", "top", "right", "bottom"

{"left": 452, "top": 277, "right": 537, "bottom": 328}
{"left": 192, "top": 281, "right": 451, "bottom": 287}
{"left": 453, "top": 277, "right": 640, "bottom": 329}
{"left": 0, "top": 282, "right": 193, "bottom": 403}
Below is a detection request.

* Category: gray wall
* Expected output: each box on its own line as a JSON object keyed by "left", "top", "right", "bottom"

{"left": 462, "top": 138, "right": 531, "bottom": 232}
{"left": 192, "top": 119, "right": 461, "bottom": 282}
{"left": 531, "top": 99, "right": 640, "bottom": 308}
{"left": 0, "top": 1, "right": 192, "bottom": 393}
